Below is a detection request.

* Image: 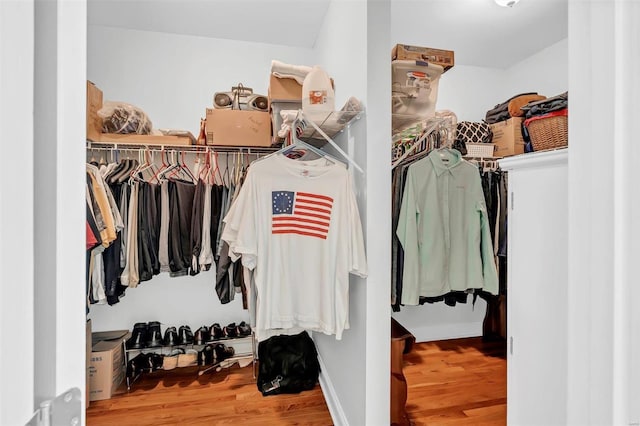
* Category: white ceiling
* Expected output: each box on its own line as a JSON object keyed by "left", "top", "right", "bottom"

{"left": 88, "top": 0, "right": 567, "bottom": 69}
{"left": 88, "top": 0, "right": 332, "bottom": 48}
{"left": 391, "top": 0, "right": 568, "bottom": 69}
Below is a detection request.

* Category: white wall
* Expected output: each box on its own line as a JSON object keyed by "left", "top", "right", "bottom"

{"left": 0, "top": 1, "right": 35, "bottom": 424}
{"left": 391, "top": 38, "right": 568, "bottom": 343}
{"left": 33, "top": 0, "right": 87, "bottom": 413}
{"left": 504, "top": 38, "right": 568, "bottom": 98}
{"left": 311, "top": 1, "right": 370, "bottom": 425}
{"left": 437, "top": 65, "right": 505, "bottom": 122}
{"left": 89, "top": 25, "right": 314, "bottom": 136}
{"left": 87, "top": 26, "right": 313, "bottom": 332}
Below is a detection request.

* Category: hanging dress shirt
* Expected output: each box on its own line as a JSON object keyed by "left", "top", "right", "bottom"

{"left": 396, "top": 149, "right": 498, "bottom": 305}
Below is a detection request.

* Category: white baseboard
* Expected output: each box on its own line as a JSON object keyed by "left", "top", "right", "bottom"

{"left": 410, "top": 321, "right": 483, "bottom": 343}
{"left": 317, "top": 354, "right": 349, "bottom": 426}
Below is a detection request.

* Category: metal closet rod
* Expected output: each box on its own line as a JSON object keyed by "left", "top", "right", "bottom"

{"left": 86, "top": 141, "right": 280, "bottom": 154}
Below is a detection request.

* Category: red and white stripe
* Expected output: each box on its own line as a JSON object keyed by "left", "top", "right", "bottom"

{"left": 272, "top": 192, "right": 333, "bottom": 239}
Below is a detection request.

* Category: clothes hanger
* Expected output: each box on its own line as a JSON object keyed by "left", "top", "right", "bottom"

{"left": 178, "top": 150, "right": 196, "bottom": 183}
{"left": 297, "top": 110, "right": 364, "bottom": 173}
{"left": 257, "top": 116, "right": 337, "bottom": 166}
{"left": 212, "top": 150, "right": 223, "bottom": 186}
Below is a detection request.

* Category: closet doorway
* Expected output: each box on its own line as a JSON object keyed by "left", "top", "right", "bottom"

{"left": 389, "top": 1, "right": 568, "bottom": 424}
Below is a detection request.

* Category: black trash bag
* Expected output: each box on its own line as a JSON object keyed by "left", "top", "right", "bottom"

{"left": 257, "top": 331, "right": 321, "bottom": 396}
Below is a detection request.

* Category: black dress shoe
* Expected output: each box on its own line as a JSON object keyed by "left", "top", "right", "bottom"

{"left": 223, "top": 323, "right": 238, "bottom": 338}
{"left": 163, "top": 326, "right": 179, "bottom": 346}
{"left": 194, "top": 326, "right": 211, "bottom": 345}
{"left": 126, "top": 322, "right": 148, "bottom": 349}
{"left": 210, "top": 323, "right": 224, "bottom": 340}
{"left": 149, "top": 353, "right": 164, "bottom": 371}
{"left": 214, "top": 343, "right": 235, "bottom": 362}
{"left": 237, "top": 321, "right": 252, "bottom": 337}
{"left": 178, "top": 325, "right": 194, "bottom": 345}
{"left": 198, "top": 344, "right": 215, "bottom": 366}
{"left": 146, "top": 321, "right": 163, "bottom": 348}
{"left": 126, "top": 352, "right": 151, "bottom": 381}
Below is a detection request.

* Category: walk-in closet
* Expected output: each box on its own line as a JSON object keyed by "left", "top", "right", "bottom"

{"left": 3, "top": 1, "right": 640, "bottom": 425}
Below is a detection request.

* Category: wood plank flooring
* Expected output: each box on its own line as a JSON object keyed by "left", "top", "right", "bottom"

{"left": 404, "top": 338, "right": 507, "bottom": 425}
{"left": 86, "top": 338, "right": 506, "bottom": 425}
{"left": 86, "top": 363, "right": 333, "bottom": 426}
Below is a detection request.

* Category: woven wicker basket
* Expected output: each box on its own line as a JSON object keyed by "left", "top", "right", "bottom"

{"left": 524, "top": 109, "right": 568, "bottom": 151}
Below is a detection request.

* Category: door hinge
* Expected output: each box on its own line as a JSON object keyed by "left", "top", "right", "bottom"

{"left": 511, "top": 191, "right": 514, "bottom": 210}
{"left": 26, "top": 388, "right": 81, "bottom": 426}
{"left": 510, "top": 336, "right": 514, "bottom": 355}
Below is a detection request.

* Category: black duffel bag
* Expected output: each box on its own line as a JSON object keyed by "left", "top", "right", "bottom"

{"left": 257, "top": 331, "right": 321, "bottom": 396}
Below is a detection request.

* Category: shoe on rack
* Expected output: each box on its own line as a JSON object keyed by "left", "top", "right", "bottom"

{"left": 210, "top": 323, "right": 224, "bottom": 340}
{"left": 146, "top": 321, "right": 163, "bottom": 348}
{"left": 177, "top": 349, "right": 198, "bottom": 368}
{"left": 163, "top": 326, "right": 179, "bottom": 346}
{"left": 198, "top": 344, "right": 215, "bottom": 366}
{"left": 194, "top": 326, "right": 211, "bottom": 345}
{"left": 214, "top": 343, "right": 235, "bottom": 362}
{"left": 126, "top": 322, "right": 149, "bottom": 349}
{"left": 126, "top": 352, "right": 151, "bottom": 381}
{"left": 178, "top": 325, "right": 194, "bottom": 345}
{"left": 223, "top": 323, "right": 238, "bottom": 338}
{"left": 149, "top": 353, "right": 164, "bottom": 371}
{"left": 162, "top": 348, "right": 185, "bottom": 371}
{"left": 237, "top": 321, "right": 252, "bottom": 337}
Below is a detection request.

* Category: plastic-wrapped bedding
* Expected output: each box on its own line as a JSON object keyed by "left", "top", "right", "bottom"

{"left": 98, "top": 101, "right": 153, "bottom": 135}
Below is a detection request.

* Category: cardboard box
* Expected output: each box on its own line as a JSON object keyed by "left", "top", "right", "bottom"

{"left": 89, "top": 331, "right": 129, "bottom": 401}
{"left": 205, "top": 108, "right": 272, "bottom": 147}
{"left": 87, "top": 81, "right": 104, "bottom": 142}
{"left": 490, "top": 117, "right": 525, "bottom": 158}
{"left": 269, "top": 74, "right": 303, "bottom": 102}
{"left": 391, "top": 44, "right": 455, "bottom": 73}
{"left": 268, "top": 74, "right": 335, "bottom": 103}
{"left": 86, "top": 319, "right": 92, "bottom": 408}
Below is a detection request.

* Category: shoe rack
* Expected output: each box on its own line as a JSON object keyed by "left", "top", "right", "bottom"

{"left": 124, "top": 332, "right": 257, "bottom": 390}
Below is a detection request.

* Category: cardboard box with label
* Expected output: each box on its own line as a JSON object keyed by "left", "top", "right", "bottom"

{"left": 205, "top": 108, "right": 272, "bottom": 147}
{"left": 89, "top": 330, "right": 129, "bottom": 401}
{"left": 391, "top": 44, "right": 455, "bottom": 73}
{"left": 490, "top": 117, "right": 525, "bottom": 158}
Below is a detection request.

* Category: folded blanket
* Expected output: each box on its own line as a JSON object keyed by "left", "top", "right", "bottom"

{"left": 271, "top": 60, "right": 312, "bottom": 85}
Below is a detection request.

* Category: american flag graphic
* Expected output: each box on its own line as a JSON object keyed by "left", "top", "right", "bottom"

{"left": 271, "top": 191, "right": 334, "bottom": 240}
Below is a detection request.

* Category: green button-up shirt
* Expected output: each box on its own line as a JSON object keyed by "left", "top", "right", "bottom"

{"left": 396, "top": 149, "right": 498, "bottom": 305}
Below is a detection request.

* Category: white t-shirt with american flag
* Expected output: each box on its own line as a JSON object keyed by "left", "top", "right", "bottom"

{"left": 221, "top": 153, "right": 367, "bottom": 340}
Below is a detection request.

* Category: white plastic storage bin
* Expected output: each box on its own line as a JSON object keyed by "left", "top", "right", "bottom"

{"left": 392, "top": 59, "right": 444, "bottom": 118}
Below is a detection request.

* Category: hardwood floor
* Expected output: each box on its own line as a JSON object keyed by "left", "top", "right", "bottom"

{"left": 403, "top": 338, "right": 507, "bottom": 425}
{"left": 86, "top": 363, "right": 333, "bottom": 426}
{"left": 86, "top": 338, "right": 506, "bottom": 425}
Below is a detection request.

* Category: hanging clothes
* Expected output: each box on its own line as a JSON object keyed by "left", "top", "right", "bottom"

{"left": 221, "top": 154, "right": 367, "bottom": 341}
{"left": 85, "top": 150, "right": 260, "bottom": 309}
{"left": 396, "top": 149, "right": 499, "bottom": 305}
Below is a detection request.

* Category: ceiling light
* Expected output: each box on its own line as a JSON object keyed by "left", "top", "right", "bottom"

{"left": 495, "top": 0, "right": 520, "bottom": 7}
